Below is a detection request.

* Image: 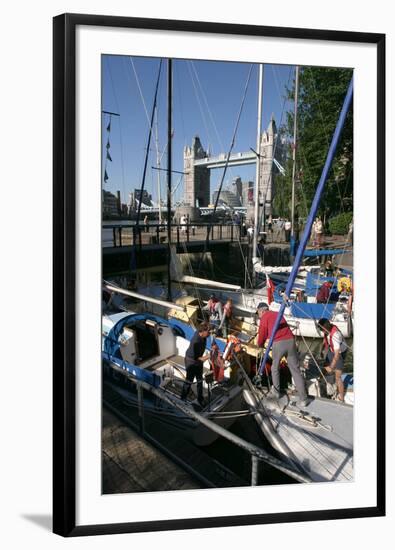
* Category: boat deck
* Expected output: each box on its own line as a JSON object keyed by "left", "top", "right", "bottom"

{"left": 258, "top": 393, "right": 354, "bottom": 482}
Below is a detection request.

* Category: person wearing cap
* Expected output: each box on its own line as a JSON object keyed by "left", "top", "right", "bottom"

{"left": 317, "top": 318, "right": 347, "bottom": 402}
{"left": 181, "top": 322, "right": 211, "bottom": 406}
{"left": 256, "top": 303, "right": 308, "bottom": 405}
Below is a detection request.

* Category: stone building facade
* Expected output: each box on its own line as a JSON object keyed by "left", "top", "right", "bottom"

{"left": 183, "top": 136, "right": 210, "bottom": 207}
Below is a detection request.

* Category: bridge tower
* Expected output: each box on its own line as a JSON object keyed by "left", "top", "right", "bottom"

{"left": 183, "top": 136, "right": 210, "bottom": 207}
{"left": 258, "top": 114, "right": 277, "bottom": 218}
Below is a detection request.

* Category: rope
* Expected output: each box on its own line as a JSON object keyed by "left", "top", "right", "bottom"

{"left": 185, "top": 63, "right": 264, "bottom": 286}
{"left": 187, "top": 61, "right": 212, "bottom": 149}
{"left": 189, "top": 60, "right": 238, "bottom": 183}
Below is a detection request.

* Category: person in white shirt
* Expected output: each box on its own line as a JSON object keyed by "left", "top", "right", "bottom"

{"left": 284, "top": 219, "right": 291, "bottom": 242}
{"left": 318, "top": 318, "right": 348, "bottom": 401}
{"left": 315, "top": 217, "right": 324, "bottom": 247}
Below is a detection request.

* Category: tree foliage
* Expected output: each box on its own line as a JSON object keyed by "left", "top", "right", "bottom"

{"left": 328, "top": 211, "right": 353, "bottom": 235}
{"left": 273, "top": 67, "right": 353, "bottom": 222}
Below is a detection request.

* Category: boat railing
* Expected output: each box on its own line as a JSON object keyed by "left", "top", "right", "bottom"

{"left": 105, "top": 355, "right": 311, "bottom": 485}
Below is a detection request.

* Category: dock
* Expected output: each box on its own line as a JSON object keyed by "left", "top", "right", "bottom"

{"left": 102, "top": 408, "right": 201, "bottom": 493}
{"left": 103, "top": 382, "right": 248, "bottom": 492}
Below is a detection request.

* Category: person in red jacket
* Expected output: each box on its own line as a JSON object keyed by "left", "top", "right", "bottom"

{"left": 257, "top": 303, "right": 308, "bottom": 405}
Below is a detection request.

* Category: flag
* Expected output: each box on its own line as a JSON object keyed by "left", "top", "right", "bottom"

{"left": 266, "top": 274, "right": 275, "bottom": 305}
{"left": 106, "top": 120, "right": 111, "bottom": 132}
{"left": 106, "top": 151, "right": 112, "bottom": 162}
{"left": 104, "top": 170, "right": 109, "bottom": 183}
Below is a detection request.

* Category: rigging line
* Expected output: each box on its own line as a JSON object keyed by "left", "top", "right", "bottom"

{"left": 135, "top": 60, "right": 163, "bottom": 227}
{"left": 255, "top": 67, "right": 293, "bottom": 238}
{"left": 128, "top": 57, "right": 163, "bottom": 167}
{"left": 190, "top": 61, "right": 238, "bottom": 182}
{"left": 129, "top": 57, "right": 153, "bottom": 132}
{"left": 176, "top": 240, "right": 205, "bottom": 312}
{"left": 298, "top": 331, "right": 328, "bottom": 381}
{"left": 106, "top": 59, "right": 127, "bottom": 199}
{"left": 287, "top": 300, "right": 353, "bottom": 352}
{"left": 191, "top": 61, "right": 222, "bottom": 151}
{"left": 271, "top": 66, "right": 293, "bottom": 162}
{"left": 205, "top": 64, "right": 254, "bottom": 243}
{"left": 171, "top": 173, "right": 184, "bottom": 198}
{"left": 297, "top": 147, "right": 314, "bottom": 219}
{"left": 187, "top": 61, "right": 211, "bottom": 150}
{"left": 174, "top": 62, "right": 187, "bottom": 146}
{"left": 295, "top": 147, "right": 328, "bottom": 269}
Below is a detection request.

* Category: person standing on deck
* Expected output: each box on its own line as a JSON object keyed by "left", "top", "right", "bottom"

{"left": 316, "top": 281, "right": 334, "bottom": 303}
{"left": 315, "top": 217, "right": 324, "bottom": 247}
{"left": 181, "top": 322, "right": 211, "bottom": 406}
{"left": 318, "top": 318, "right": 347, "bottom": 402}
{"left": 256, "top": 303, "right": 308, "bottom": 405}
{"left": 180, "top": 214, "right": 187, "bottom": 233}
{"left": 219, "top": 298, "right": 233, "bottom": 338}
{"left": 203, "top": 294, "right": 223, "bottom": 329}
{"left": 247, "top": 225, "right": 254, "bottom": 244}
{"left": 284, "top": 219, "right": 291, "bottom": 242}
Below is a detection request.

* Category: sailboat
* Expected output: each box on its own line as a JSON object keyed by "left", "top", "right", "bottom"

{"left": 102, "top": 59, "right": 245, "bottom": 446}
{"left": 243, "top": 75, "right": 354, "bottom": 482}
{"left": 102, "top": 309, "right": 244, "bottom": 446}
{"left": 252, "top": 65, "right": 353, "bottom": 338}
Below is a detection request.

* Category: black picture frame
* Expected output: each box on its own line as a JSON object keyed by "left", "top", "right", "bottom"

{"left": 53, "top": 13, "right": 386, "bottom": 537}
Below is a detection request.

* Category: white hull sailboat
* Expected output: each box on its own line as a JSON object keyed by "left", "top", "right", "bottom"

{"left": 102, "top": 311, "right": 243, "bottom": 446}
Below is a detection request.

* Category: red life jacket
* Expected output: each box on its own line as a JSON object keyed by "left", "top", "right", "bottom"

{"left": 323, "top": 325, "right": 340, "bottom": 352}
{"left": 210, "top": 347, "right": 224, "bottom": 382}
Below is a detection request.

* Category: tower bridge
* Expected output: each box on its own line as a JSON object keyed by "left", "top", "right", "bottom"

{"left": 183, "top": 116, "right": 285, "bottom": 220}
{"left": 193, "top": 151, "right": 257, "bottom": 169}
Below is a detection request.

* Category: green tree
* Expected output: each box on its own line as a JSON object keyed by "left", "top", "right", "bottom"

{"left": 274, "top": 67, "right": 353, "bottom": 222}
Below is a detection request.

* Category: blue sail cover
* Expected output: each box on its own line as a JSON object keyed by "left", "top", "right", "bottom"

{"left": 290, "top": 302, "right": 335, "bottom": 319}
{"left": 304, "top": 272, "right": 337, "bottom": 297}
{"left": 303, "top": 248, "right": 350, "bottom": 257}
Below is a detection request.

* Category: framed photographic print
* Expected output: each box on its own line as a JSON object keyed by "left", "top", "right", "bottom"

{"left": 53, "top": 13, "right": 385, "bottom": 536}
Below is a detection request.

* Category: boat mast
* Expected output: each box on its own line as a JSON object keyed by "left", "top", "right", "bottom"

{"left": 155, "top": 107, "right": 162, "bottom": 224}
{"left": 166, "top": 58, "right": 173, "bottom": 301}
{"left": 258, "top": 76, "right": 354, "bottom": 376}
{"left": 290, "top": 65, "right": 299, "bottom": 256}
{"left": 253, "top": 64, "right": 264, "bottom": 268}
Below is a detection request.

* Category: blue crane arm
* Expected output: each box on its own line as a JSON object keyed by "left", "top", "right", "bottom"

{"left": 258, "top": 76, "right": 354, "bottom": 375}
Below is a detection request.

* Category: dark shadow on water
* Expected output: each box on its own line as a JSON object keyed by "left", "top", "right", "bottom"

{"left": 21, "top": 514, "right": 52, "bottom": 532}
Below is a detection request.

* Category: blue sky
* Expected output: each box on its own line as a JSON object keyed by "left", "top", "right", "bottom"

{"left": 102, "top": 56, "right": 295, "bottom": 205}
